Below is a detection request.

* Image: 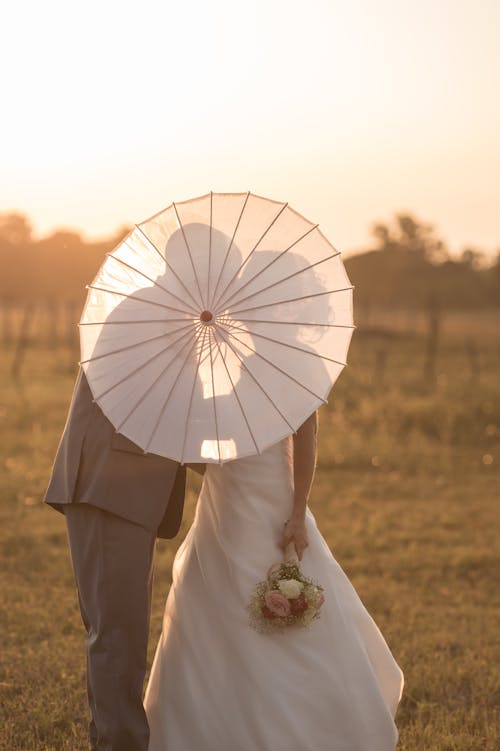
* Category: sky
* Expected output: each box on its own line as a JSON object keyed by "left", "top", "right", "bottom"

{"left": 1, "top": 0, "right": 499, "bottom": 259}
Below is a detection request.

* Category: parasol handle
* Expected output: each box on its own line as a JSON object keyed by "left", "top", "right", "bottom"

{"left": 284, "top": 541, "right": 299, "bottom": 563}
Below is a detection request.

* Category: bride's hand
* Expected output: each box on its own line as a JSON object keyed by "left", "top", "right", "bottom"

{"left": 278, "top": 515, "right": 309, "bottom": 561}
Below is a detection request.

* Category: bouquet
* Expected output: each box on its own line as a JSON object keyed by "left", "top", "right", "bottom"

{"left": 247, "top": 542, "right": 325, "bottom": 634}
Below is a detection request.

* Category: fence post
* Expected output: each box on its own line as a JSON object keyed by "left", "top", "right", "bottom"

{"left": 374, "top": 347, "right": 388, "bottom": 386}
{"left": 66, "top": 301, "right": 79, "bottom": 369}
{"left": 11, "top": 304, "right": 34, "bottom": 379}
{"left": 423, "top": 293, "right": 441, "bottom": 386}
{"left": 1, "top": 302, "right": 14, "bottom": 345}
{"left": 465, "top": 337, "right": 479, "bottom": 384}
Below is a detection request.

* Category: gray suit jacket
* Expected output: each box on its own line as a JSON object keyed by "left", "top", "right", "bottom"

{"left": 44, "top": 367, "right": 187, "bottom": 539}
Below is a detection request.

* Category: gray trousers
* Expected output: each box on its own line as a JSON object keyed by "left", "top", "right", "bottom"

{"left": 65, "top": 503, "right": 157, "bottom": 751}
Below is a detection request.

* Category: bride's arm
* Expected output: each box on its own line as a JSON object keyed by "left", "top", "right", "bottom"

{"left": 279, "top": 410, "right": 318, "bottom": 560}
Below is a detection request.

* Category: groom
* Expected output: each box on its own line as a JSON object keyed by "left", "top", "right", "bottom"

{"left": 44, "top": 366, "right": 205, "bottom": 751}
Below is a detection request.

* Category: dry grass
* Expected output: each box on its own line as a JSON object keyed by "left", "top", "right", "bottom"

{"left": 0, "top": 319, "right": 498, "bottom": 750}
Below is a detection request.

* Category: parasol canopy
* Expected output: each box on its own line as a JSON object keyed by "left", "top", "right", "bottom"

{"left": 79, "top": 191, "right": 354, "bottom": 463}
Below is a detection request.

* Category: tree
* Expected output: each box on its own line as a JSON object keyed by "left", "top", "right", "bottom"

{"left": 371, "top": 212, "right": 449, "bottom": 264}
{"left": 0, "top": 212, "right": 33, "bottom": 245}
{"left": 459, "top": 247, "right": 487, "bottom": 271}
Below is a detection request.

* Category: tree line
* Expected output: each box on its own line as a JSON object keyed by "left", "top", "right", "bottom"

{"left": 1, "top": 210, "right": 499, "bottom": 311}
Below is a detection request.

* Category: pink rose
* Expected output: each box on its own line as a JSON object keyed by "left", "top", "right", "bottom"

{"left": 317, "top": 592, "right": 325, "bottom": 608}
{"left": 290, "top": 594, "right": 308, "bottom": 614}
{"left": 261, "top": 605, "right": 275, "bottom": 619}
{"left": 265, "top": 590, "right": 291, "bottom": 617}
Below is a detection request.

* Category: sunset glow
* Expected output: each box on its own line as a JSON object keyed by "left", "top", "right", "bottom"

{"left": 1, "top": 0, "right": 499, "bottom": 257}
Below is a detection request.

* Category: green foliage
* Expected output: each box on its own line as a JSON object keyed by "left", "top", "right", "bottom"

{"left": 346, "top": 212, "right": 499, "bottom": 311}
{"left": 0, "top": 215, "right": 129, "bottom": 305}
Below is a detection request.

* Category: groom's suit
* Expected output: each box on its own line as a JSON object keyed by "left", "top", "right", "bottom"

{"left": 44, "top": 367, "right": 190, "bottom": 751}
{"left": 44, "top": 366, "right": 186, "bottom": 537}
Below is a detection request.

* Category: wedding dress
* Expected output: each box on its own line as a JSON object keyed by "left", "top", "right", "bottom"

{"left": 144, "top": 434, "right": 404, "bottom": 751}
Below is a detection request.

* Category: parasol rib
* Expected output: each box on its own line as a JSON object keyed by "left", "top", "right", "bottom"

{"left": 211, "top": 328, "right": 261, "bottom": 455}
{"left": 215, "top": 223, "right": 319, "bottom": 311}
{"left": 220, "top": 325, "right": 330, "bottom": 404}
{"left": 207, "top": 191, "right": 213, "bottom": 309}
{"left": 85, "top": 284, "right": 198, "bottom": 317}
{"left": 135, "top": 224, "right": 203, "bottom": 312}
{"left": 216, "top": 327, "right": 296, "bottom": 433}
{"left": 208, "top": 191, "right": 250, "bottom": 311}
{"left": 89, "top": 324, "right": 200, "bottom": 403}
{"left": 173, "top": 202, "right": 206, "bottom": 310}
{"left": 228, "top": 286, "right": 354, "bottom": 316}
{"left": 222, "top": 320, "right": 348, "bottom": 367}
{"left": 144, "top": 325, "right": 206, "bottom": 453}
{"left": 114, "top": 248, "right": 199, "bottom": 315}
{"left": 207, "top": 328, "right": 221, "bottom": 463}
{"left": 79, "top": 317, "right": 194, "bottom": 326}
{"left": 211, "top": 201, "right": 289, "bottom": 312}
{"left": 115, "top": 326, "right": 203, "bottom": 434}
{"left": 216, "top": 250, "right": 341, "bottom": 314}
{"left": 234, "top": 317, "right": 355, "bottom": 329}
{"left": 179, "top": 326, "right": 209, "bottom": 464}
{"left": 79, "top": 321, "right": 195, "bottom": 365}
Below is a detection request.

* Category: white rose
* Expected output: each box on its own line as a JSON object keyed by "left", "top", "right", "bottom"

{"left": 278, "top": 578, "right": 304, "bottom": 599}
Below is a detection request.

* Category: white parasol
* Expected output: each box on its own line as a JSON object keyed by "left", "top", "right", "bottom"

{"left": 79, "top": 191, "right": 354, "bottom": 464}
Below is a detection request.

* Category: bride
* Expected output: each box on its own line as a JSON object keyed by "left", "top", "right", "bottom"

{"left": 144, "top": 410, "right": 404, "bottom": 750}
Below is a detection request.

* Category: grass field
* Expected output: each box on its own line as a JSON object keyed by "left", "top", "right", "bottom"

{"left": 0, "top": 322, "right": 498, "bottom": 750}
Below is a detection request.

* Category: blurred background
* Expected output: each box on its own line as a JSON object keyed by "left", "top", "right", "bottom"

{"left": 1, "top": 1, "right": 498, "bottom": 749}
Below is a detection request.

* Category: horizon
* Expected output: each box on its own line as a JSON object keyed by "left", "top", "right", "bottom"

{"left": 2, "top": 200, "right": 496, "bottom": 264}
